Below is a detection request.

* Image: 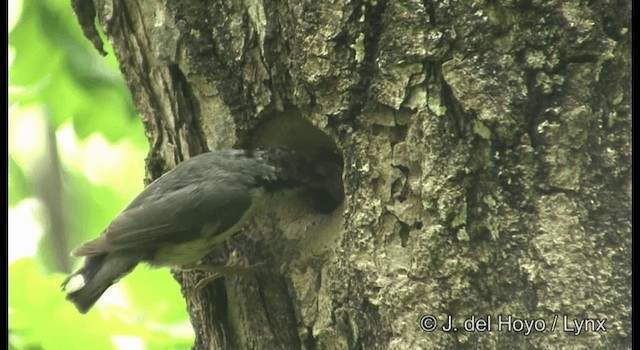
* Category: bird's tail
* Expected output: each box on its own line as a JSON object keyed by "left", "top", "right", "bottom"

{"left": 61, "top": 253, "right": 138, "bottom": 314}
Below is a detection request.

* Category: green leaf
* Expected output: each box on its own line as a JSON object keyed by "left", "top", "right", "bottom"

{"left": 9, "top": 258, "right": 115, "bottom": 350}
{"left": 124, "top": 267, "right": 189, "bottom": 324}
{"left": 8, "top": 157, "right": 33, "bottom": 207}
{"left": 9, "top": 0, "right": 145, "bottom": 144}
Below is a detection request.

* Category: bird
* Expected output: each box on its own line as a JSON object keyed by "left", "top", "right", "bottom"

{"left": 61, "top": 148, "right": 342, "bottom": 314}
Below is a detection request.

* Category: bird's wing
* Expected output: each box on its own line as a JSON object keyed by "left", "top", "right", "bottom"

{"left": 72, "top": 183, "right": 252, "bottom": 256}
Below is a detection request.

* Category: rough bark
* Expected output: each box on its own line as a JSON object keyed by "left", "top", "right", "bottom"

{"left": 83, "top": 0, "right": 630, "bottom": 348}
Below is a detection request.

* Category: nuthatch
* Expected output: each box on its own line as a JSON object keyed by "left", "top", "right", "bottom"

{"left": 62, "top": 148, "right": 342, "bottom": 313}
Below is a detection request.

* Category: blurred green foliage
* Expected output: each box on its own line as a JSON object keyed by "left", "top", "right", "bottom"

{"left": 9, "top": 0, "right": 140, "bottom": 142}
{"left": 8, "top": 0, "right": 194, "bottom": 348}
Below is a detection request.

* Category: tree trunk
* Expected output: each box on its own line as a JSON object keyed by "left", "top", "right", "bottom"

{"left": 79, "top": 0, "right": 630, "bottom": 348}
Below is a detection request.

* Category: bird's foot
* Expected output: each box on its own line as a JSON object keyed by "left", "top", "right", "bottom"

{"left": 185, "top": 262, "right": 266, "bottom": 292}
